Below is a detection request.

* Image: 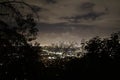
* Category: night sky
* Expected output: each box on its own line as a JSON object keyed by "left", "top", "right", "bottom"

{"left": 25, "top": 0, "right": 120, "bottom": 45}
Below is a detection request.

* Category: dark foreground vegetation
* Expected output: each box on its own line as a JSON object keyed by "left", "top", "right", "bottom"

{"left": 0, "top": 0, "right": 120, "bottom": 80}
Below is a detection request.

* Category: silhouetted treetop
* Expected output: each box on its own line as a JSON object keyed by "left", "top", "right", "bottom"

{"left": 0, "top": 0, "right": 44, "bottom": 80}
{"left": 0, "top": 0, "right": 39, "bottom": 42}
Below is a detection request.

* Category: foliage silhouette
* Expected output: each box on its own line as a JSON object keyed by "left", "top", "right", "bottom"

{"left": 0, "top": 0, "right": 44, "bottom": 80}
{"left": 64, "top": 32, "right": 120, "bottom": 79}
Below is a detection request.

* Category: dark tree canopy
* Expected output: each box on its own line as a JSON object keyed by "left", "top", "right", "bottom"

{"left": 0, "top": 0, "right": 44, "bottom": 80}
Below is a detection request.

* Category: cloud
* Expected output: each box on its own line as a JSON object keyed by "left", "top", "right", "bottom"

{"left": 45, "top": 0, "right": 57, "bottom": 4}
{"left": 37, "top": 21, "right": 120, "bottom": 45}
{"left": 24, "top": 0, "right": 120, "bottom": 45}
{"left": 38, "top": 0, "right": 108, "bottom": 24}
{"left": 80, "top": 2, "right": 95, "bottom": 11}
{"left": 24, "top": 0, "right": 109, "bottom": 24}
{"left": 62, "top": 12, "right": 106, "bottom": 23}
